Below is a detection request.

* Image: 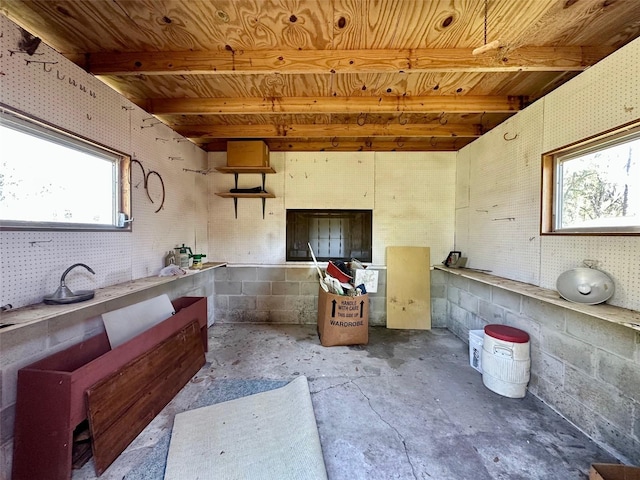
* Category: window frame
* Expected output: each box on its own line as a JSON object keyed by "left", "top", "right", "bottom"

{"left": 286, "top": 209, "right": 373, "bottom": 263}
{"left": 541, "top": 119, "right": 640, "bottom": 236}
{"left": 0, "top": 105, "right": 131, "bottom": 232}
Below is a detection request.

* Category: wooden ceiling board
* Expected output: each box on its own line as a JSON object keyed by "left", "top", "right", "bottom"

{"left": 509, "top": 0, "right": 640, "bottom": 48}
{"left": 3, "top": 0, "right": 640, "bottom": 151}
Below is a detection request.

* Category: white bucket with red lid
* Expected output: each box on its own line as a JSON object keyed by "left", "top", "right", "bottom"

{"left": 481, "top": 324, "right": 530, "bottom": 398}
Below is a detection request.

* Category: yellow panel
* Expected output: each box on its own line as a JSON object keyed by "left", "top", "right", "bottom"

{"left": 386, "top": 246, "right": 431, "bottom": 330}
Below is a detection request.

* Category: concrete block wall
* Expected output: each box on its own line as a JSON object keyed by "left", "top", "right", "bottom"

{"left": 0, "top": 270, "right": 217, "bottom": 479}
{"left": 432, "top": 270, "right": 640, "bottom": 464}
{"left": 213, "top": 266, "right": 388, "bottom": 326}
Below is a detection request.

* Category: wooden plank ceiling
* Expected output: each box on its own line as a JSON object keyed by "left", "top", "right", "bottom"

{"left": 2, "top": 0, "right": 640, "bottom": 152}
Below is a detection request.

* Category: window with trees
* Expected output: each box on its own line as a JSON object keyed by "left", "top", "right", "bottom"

{"left": 0, "top": 106, "right": 131, "bottom": 231}
{"left": 541, "top": 121, "right": 640, "bottom": 234}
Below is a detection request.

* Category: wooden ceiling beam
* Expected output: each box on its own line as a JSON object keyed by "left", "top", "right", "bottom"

{"left": 72, "top": 47, "right": 614, "bottom": 75}
{"left": 204, "top": 139, "right": 470, "bottom": 152}
{"left": 172, "top": 123, "right": 481, "bottom": 139}
{"left": 147, "top": 96, "right": 526, "bottom": 115}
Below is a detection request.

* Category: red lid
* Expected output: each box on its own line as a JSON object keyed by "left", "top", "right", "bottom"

{"left": 484, "top": 324, "right": 529, "bottom": 343}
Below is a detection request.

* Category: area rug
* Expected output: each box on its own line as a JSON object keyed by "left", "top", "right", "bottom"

{"left": 164, "top": 375, "right": 327, "bottom": 480}
{"left": 122, "top": 379, "right": 288, "bottom": 480}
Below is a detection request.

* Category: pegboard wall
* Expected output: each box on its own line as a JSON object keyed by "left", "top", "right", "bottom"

{"left": 0, "top": 16, "right": 209, "bottom": 308}
{"left": 373, "top": 152, "right": 456, "bottom": 265}
{"left": 456, "top": 101, "right": 544, "bottom": 284}
{"left": 208, "top": 152, "right": 286, "bottom": 264}
{"left": 207, "top": 150, "right": 456, "bottom": 266}
{"left": 456, "top": 36, "right": 640, "bottom": 311}
{"left": 284, "top": 152, "right": 375, "bottom": 210}
{"left": 543, "top": 39, "right": 640, "bottom": 153}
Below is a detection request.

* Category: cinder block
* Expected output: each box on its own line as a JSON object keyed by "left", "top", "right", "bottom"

{"left": 47, "top": 316, "right": 89, "bottom": 348}
{"left": 459, "top": 289, "right": 478, "bottom": 314}
{"left": 449, "top": 302, "right": 469, "bottom": 326}
{"left": 447, "top": 286, "right": 460, "bottom": 305}
{"left": 214, "top": 281, "right": 242, "bottom": 295}
{"left": 299, "top": 281, "right": 320, "bottom": 295}
{"left": 430, "top": 269, "right": 447, "bottom": 284}
{"left": 1, "top": 322, "right": 48, "bottom": 366}
{"left": 566, "top": 310, "right": 636, "bottom": 359}
{"left": 242, "top": 281, "right": 271, "bottom": 295}
{"left": 522, "top": 297, "right": 565, "bottom": 331}
{"left": 228, "top": 266, "right": 257, "bottom": 281}
{"left": 531, "top": 349, "right": 564, "bottom": 386}
{"left": 542, "top": 330, "right": 594, "bottom": 375}
{"left": 286, "top": 267, "right": 316, "bottom": 282}
{"left": 430, "top": 284, "right": 446, "bottom": 298}
{"left": 592, "top": 417, "right": 640, "bottom": 465}
{"left": 257, "top": 267, "right": 286, "bottom": 281}
{"left": 1, "top": 403, "right": 15, "bottom": 443}
{"left": 492, "top": 288, "right": 522, "bottom": 313}
{"left": 469, "top": 281, "right": 491, "bottom": 300}
{"left": 228, "top": 295, "right": 256, "bottom": 310}
{"left": 431, "top": 298, "right": 448, "bottom": 327}
{"left": 272, "top": 281, "right": 300, "bottom": 296}
{"left": 256, "top": 295, "right": 285, "bottom": 311}
{"left": 448, "top": 274, "right": 469, "bottom": 290}
{"left": 564, "top": 365, "right": 634, "bottom": 432}
{"left": 597, "top": 350, "right": 640, "bottom": 401}
{"left": 284, "top": 295, "right": 317, "bottom": 314}
{"left": 478, "top": 299, "right": 505, "bottom": 323}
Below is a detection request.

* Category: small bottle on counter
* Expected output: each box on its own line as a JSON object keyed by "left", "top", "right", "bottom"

{"left": 164, "top": 250, "right": 176, "bottom": 267}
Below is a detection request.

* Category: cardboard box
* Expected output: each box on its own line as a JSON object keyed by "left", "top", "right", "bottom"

{"left": 226, "top": 140, "right": 269, "bottom": 167}
{"left": 353, "top": 269, "right": 379, "bottom": 293}
{"left": 317, "top": 288, "right": 368, "bottom": 347}
{"left": 590, "top": 464, "right": 640, "bottom": 480}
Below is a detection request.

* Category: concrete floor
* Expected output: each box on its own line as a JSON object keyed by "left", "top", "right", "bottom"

{"left": 73, "top": 323, "right": 619, "bottom": 480}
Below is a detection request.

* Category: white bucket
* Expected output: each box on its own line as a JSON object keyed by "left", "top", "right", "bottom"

{"left": 481, "top": 325, "right": 530, "bottom": 398}
{"left": 469, "top": 330, "right": 484, "bottom": 373}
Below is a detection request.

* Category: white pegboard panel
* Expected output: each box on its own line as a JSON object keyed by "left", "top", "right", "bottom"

{"left": 460, "top": 101, "right": 544, "bottom": 284}
{"left": 284, "top": 152, "right": 375, "bottom": 209}
{"left": 373, "top": 152, "right": 456, "bottom": 265}
{"left": 543, "top": 38, "right": 640, "bottom": 153}
{"left": 0, "top": 230, "right": 131, "bottom": 308}
{"left": 540, "top": 236, "right": 640, "bottom": 311}
{"left": 208, "top": 151, "right": 286, "bottom": 264}
{"left": 0, "top": 15, "right": 210, "bottom": 308}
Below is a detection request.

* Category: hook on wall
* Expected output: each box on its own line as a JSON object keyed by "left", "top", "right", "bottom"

{"left": 503, "top": 132, "right": 518, "bottom": 141}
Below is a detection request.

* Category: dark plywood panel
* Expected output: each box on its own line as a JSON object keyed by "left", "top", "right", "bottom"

{"left": 86, "top": 320, "right": 205, "bottom": 475}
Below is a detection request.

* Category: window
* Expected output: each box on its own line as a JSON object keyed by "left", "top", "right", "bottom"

{"left": 542, "top": 121, "right": 640, "bottom": 234}
{"left": 286, "top": 210, "right": 372, "bottom": 262}
{"left": 0, "top": 106, "right": 130, "bottom": 230}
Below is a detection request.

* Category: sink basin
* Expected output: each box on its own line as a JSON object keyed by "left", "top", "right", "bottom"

{"left": 43, "top": 290, "right": 95, "bottom": 305}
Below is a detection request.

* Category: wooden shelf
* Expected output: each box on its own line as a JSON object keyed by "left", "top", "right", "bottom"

{"left": 215, "top": 166, "right": 276, "bottom": 174}
{"left": 215, "top": 167, "right": 276, "bottom": 218}
{"left": 215, "top": 192, "right": 275, "bottom": 198}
